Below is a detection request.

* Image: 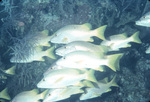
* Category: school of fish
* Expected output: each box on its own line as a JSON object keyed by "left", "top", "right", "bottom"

{"left": 0, "top": 22, "right": 142, "bottom": 102}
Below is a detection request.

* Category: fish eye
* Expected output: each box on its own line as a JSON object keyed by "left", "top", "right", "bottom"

{"left": 48, "top": 93, "right": 51, "bottom": 96}
{"left": 63, "top": 57, "right": 66, "bottom": 59}
{"left": 143, "top": 16, "right": 146, "bottom": 18}
{"left": 43, "top": 79, "right": 45, "bottom": 81}
{"left": 64, "top": 46, "right": 67, "bottom": 49}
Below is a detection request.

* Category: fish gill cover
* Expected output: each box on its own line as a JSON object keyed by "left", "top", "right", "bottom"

{"left": 0, "top": 0, "right": 150, "bottom": 102}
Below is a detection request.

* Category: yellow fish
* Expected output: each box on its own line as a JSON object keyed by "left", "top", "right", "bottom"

{"left": 11, "top": 89, "right": 48, "bottom": 102}
{"left": 37, "top": 69, "right": 97, "bottom": 88}
{"left": 56, "top": 51, "right": 123, "bottom": 72}
{"left": 51, "top": 23, "right": 107, "bottom": 44}
{"left": 55, "top": 41, "right": 108, "bottom": 56}
{"left": 10, "top": 46, "right": 56, "bottom": 63}
{"left": 43, "top": 87, "right": 83, "bottom": 102}
{"left": 25, "top": 30, "right": 51, "bottom": 47}
{"left": 101, "top": 32, "right": 142, "bottom": 51}
{"left": 80, "top": 75, "right": 118, "bottom": 100}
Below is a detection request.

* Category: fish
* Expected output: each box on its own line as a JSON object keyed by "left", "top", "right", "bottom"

{"left": 11, "top": 89, "right": 48, "bottom": 102}
{"left": 135, "top": 11, "right": 150, "bottom": 27}
{"left": 43, "top": 63, "right": 89, "bottom": 76}
{"left": 43, "top": 87, "right": 84, "bottom": 102}
{"left": 55, "top": 41, "right": 108, "bottom": 56}
{"left": 50, "top": 23, "right": 107, "bottom": 44}
{"left": 43, "top": 63, "right": 64, "bottom": 76}
{"left": 56, "top": 51, "right": 123, "bottom": 72}
{"left": 80, "top": 75, "right": 118, "bottom": 100}
{"left": 0, "top": 88, "right": 11, "bottom": 100}
{"left": 101, "top": 32, "right": 142, "bottom": 51}
{"left": 37, "top": 69, "right": 97, "bottom": 88}
{"left": 24, "top": 30, "right": 52, "bottom": 47}
{"left": 10, "top": 46, "right": 56, "bottom": 63}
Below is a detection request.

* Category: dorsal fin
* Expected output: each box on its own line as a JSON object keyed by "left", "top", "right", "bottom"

{"left": 41, "top": 30, "right": 49, "bottom": 36}
{"left": 103, "top": 77, "right": 108, "bottom": 83}
{"left": 98, "top": 77, "right": 108, "bottom": 83}
{"left": 81, "top": 23, "right": 92, "bottom": 30}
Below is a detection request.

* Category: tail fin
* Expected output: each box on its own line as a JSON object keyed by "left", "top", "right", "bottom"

{"left": 39, "top": 89, "right": 49, "bottom": 99}
{"left": 130, "top": 31, "right": 142, "bottom": 44}
{"left": 110, "top": 75, "right": 119, "bottom": 87}
{"left": 46, "top": 46, "right": 56, "bottom": 59}
{"left": 98, "top": 45, "right": 108, "bottom": 54}
{"left": 4, "top": 66, "right": 16, "bottom": 75}
{"left": 91, "top": 25, "right": 107, "bottom": 40}
{"left": 0, "top": 88, "right": 11, "bottom": 100}
{"left": 106, "top": 53, "right": 123, "bottom": 71}
{"left": 86, "top": 69, "right": 97, "bottom": 83}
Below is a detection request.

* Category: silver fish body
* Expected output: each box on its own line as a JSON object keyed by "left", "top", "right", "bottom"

{"left": 136, "top": 11, "right": 150, "bottom": 27}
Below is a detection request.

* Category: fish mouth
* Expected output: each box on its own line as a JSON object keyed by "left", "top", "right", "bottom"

{"left": 50, "top": 38, "right": 56, "bottom": 43}
{"left": 135, "top": 21, "right": 141, "bottom": 25}
{"left": 135, "top": 20, "right": 149, "bottom": 26}
{"left": 37, "top": 83, "right": 42, "bottom": 88}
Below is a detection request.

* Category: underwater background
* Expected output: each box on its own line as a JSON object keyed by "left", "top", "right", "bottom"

{"left": 0, "top": 0, "right": 150, "bottom": 102}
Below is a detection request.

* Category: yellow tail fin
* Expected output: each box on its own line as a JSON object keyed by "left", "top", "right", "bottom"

{"left": 92, "top": 25, "right": 107, "bottom": 40}
{"left": 46, "top": 46, "right": 56, "bottom": 59}
{"left": 106, "top": 88, "right": 112, "bottom": 92}
{"left": 130, "top": 31, "right": 142, "bottom": 44}
{"left": 39, "top": 89, "right": 49, "bottom": 99}
{"left": 86, "top": 69, "right": 97, "bottom": 83}
{"left": 110, "top": 75, "right": 119, "bottom": 87}
{"left": 4, "top": 66, "right": 16, "bottom": 75}
{"left": 0, "top": 88, "right": 11, "bottom": 100}
{"left": 106, "top": 53, "right": 123, "bottom": 71}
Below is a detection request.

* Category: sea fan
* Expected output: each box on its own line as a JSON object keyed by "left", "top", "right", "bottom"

{"left": 9, "top": 36, "right": 37, "bottom": 63}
